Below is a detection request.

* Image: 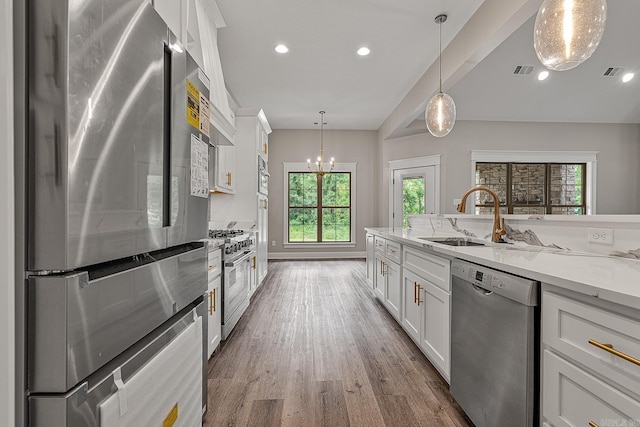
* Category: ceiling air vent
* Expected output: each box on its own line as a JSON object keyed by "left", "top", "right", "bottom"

{"left": 513, "top": 65, "right": 534, "bottom": 76}
{"left": 603, "top": 67, "right": 624, "bottom": 77}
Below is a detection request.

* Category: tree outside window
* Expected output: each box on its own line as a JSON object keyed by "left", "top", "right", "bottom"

{"left": 288, "top": 172, "right": 351, "bottom": 242}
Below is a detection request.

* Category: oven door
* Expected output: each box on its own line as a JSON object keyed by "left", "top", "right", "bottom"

{"left": 223, "top": 252, "right": 251, "bottom": 323}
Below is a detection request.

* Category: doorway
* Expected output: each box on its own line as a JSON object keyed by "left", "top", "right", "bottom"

{"left": 389, "top": 156, "right": 440, "bottom": 228}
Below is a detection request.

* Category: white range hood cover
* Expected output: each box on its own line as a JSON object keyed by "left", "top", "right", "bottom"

{"left": 192, "top": 0, "right": 236, "bottom": 146}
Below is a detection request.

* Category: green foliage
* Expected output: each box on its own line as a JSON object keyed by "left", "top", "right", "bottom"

{"left": 288, "top": 172, "right": 351, "bottom": 242}
{"left": 402, "top": 177, "right": 425, "bottom": 227}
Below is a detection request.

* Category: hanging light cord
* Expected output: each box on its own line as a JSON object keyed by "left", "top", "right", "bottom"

{"left": 319, "top": 111, "right": 325, "bottom": 156}
{"left": 438, "top": 17, "right": 442, "bottom": 94}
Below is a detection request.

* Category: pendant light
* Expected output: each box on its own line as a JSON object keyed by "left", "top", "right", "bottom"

{"left": 426, "top": 14, "right": 456, "bottom": 138}
{"left": 534, "top": 0, "right": 607, "bottom": 71}
{"left": 307, "top": 111, "right": 334, "bottom": 176}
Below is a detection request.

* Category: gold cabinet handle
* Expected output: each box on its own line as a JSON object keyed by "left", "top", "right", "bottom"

{"left": 263, "top": 142, "right": 267, "bottom": 154}
{"left": 589, "top": 422, "right": 599, "bottom": 427}
{"left": 416, "top": 284, "right": 423, "bottom": 306}
{"left": 381, "top": 261, "right": 386, "bottom": 276}
{"left": 588, "top": 339, "right": 640, "bottom": 367}
{"left": 226, "top": 172, "right": 232, "bottom": 186}
{"left": 208, "top": 290, "right": 213, "bottom": 315}
{"left": 213, "top": 288, "right": 217, "bottom": 312}
{"left": 252, "top": 256, "right": 257, "bottom": 269}
{"left": 263, "top": 199, "right": 268, "bottom": 209}
{"left": 413, "top": 281, "right": 418, "bottom": 304}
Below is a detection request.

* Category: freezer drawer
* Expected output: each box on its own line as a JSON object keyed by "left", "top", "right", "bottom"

{"left": 30, "top": 302, "right": 205, "bottom": 427}
{"left": 28, "top": 243, "right": 207, "bottom": 393}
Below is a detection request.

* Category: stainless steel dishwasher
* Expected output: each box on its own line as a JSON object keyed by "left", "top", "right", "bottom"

{"left": 450, "top": 259, "right": 539, "bottom": 427}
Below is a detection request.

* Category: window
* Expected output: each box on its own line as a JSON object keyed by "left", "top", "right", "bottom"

{"left": 475, "top": 162, "right": 586, "bottom": 215}
{"left": 284, "top": 163, "right": 357, "bottom": 246}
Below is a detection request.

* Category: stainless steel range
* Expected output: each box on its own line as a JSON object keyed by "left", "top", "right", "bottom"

{"left": 209, "top": 229, "right": 256, "bottom": 339}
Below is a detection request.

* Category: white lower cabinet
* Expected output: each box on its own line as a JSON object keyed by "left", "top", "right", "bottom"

{"left": 383, "top": 259, "right": 401, "bottom": 320}
{"left": 542, "top": 285, "right": 640, "bottom": 426}
{"left": 543, "top": 350, "right": 640, "bottom": 427}
{"left": 206, "top": 245, "right": 222, "bottom": 358}
{"left": 374, "top": 252, "right": 386, "bottom": 302}
{"left": 374, "top": 253, "right": 401, "bottom": 320}
{"left": 366, "top": 233, "right": 374, "bottom": 286}
{"left": 369, "top": 236, "right": 451, "bottom": 382}
{"left": 207, "top": 275, "right": 221, "bottom": 358}
{"left": 402, "top": 246, "right": 451, "bottom": 382}
{"left": 401, "top": 269, "right": 421, "bottom": 343}
{"left": 418, "top": 279, "right": 450, "bottom": 379}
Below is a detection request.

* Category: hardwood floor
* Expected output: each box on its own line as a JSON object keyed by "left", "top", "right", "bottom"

{"left": 204, "top": 260, "right": 473, "bottom": 427}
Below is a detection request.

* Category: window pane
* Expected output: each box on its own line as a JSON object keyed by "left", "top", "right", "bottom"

{"left": 402, "top": 177, "right": 425, "bottom": 227}
{"left": 322, "top": 173, "right": 350, "bottom": 206}
{"left": 289, "top": 173, "right": 318, "bottom": 207}
{"left": 475, "top": 163, "right": 507, "bottom": 205}
{"left": 289, "top": 208, "right": 317, "bottom": 242}
{"left": 511, "top": 163, "right": 545, "bottom": 205}
{"left": 321, "top": 208, "right": 350, "bottom": 242}
{"left": 550, "top": 164, "right": 582, "bottom": 206}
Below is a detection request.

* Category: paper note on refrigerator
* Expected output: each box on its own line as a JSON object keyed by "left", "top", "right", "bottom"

{"left": 190, "top": 134, "right": 209, "bottom": 198}
{"left": 199, "top": 94, "right": 210, "bottom": 138}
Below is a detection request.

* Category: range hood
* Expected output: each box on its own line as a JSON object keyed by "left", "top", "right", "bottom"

{"left": 190, "top": 0, "right": 236, "bottom": 146}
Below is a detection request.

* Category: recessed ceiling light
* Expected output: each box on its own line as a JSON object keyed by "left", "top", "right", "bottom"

{"left": 274, "top": 44, "right": 289, "bottom": 54}
{"left": 537, "top": 70, "right": 549, "bottom": 81}
{"left": 357, "top": 47, "right": 370, "bottom": 56}
{"left": 622, "top": 72, "right": 635, "bottom": 83}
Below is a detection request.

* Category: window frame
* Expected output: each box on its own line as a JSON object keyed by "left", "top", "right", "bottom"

{"left": 283, "top": 162, "right": 357, "bottom": 248}
{"left": 470, "top": 150, "right": 598, "bottom": 215}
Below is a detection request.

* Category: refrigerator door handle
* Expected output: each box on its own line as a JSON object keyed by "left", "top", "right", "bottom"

{"left": 162, "top": 43, "right": 172, "bottom": 227}
{"left": 54, "top": 122, "right": 61, "bottom": 186}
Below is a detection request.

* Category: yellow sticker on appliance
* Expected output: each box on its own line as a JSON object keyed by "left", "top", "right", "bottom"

{"left": 186, "top": 79, "right": 200, "bottom": 129}
{"left": 163, "top": 403, "right": 178, "bottom": 427}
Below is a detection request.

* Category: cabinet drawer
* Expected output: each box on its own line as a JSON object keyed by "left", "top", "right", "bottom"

{"left": 374, "top": 236, "right": 386, "bottom": 254}
{"left": 543, "top": 350, "right": 640, "bottom": 427}
{"left": 543, "top": 290, "right": 640, "bottom": 397}
{"left": 403, "top": 247, "right": 450, "bottom": 292}
{"left": 385, "top": 240, "right": 401, "bottom": 263}
{"left": 207, "top": 245, "right": 222, "bottom": 279}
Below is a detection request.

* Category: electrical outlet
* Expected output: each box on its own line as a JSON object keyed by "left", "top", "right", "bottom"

{"left": 588, "top": 228, "right": 614, "bottom": 245}
{"left": 271, "top": 240, "right": 276, "bottom": 247}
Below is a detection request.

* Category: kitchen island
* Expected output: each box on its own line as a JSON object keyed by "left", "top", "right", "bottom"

{"left": 365, "top": 226, "right": 640, "bottom": 426}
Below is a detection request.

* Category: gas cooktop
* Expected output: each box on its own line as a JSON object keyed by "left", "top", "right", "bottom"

{"left": 208, "top": 229, "right": 246, "bottom": 239}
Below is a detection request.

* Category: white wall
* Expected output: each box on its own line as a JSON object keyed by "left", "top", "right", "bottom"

{"left": 1, "top": 0, "right": 15, "bottom": 424}
{"left": 268, "top": 129, "right": 378, "bottom": 256}
{"left": 378, "top": 121, "right": 640, "bottom": 225}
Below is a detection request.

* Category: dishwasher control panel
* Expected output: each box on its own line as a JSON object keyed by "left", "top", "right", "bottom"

{"left": 451, "top": 259, "right": 539, "bottom": 306}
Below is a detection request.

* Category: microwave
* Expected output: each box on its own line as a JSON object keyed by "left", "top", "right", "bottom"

{"left": 258, "top": 156, "right": 269, "bottom": 195}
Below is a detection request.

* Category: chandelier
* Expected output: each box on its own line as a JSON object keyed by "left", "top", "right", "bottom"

{"left": 307, "top": 111, "right": 335, "bottom": 176}
{"left": 425, "top": 14, "right": 456, "bottom": 138}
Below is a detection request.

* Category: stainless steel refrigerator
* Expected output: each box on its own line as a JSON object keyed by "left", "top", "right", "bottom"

{"left": 24, "top": 0, "right": 211, "bottom": 425}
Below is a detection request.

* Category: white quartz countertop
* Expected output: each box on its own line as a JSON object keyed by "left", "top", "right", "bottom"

{"left": 365, "top": 227, "right": 640, "bottom": 310}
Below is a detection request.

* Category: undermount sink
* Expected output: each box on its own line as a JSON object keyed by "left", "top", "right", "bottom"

{"left": 418, "top": 237, "right": 486, "bottom": 247}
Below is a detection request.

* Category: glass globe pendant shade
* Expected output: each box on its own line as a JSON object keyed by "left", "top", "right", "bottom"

{"left": 534, "top": 0, "right": 607, "bottom": 71}
{"left": 425, "top": 92, "right": 456, "bottom": 137}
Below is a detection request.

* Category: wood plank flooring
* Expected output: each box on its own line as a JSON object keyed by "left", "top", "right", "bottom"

{"left": 204, "top": 260, "right": 473, "bottom": 427}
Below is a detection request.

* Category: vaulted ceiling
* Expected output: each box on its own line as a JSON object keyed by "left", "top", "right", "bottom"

{"left": 215, "top": 0, "right": 640, "bottom": 132}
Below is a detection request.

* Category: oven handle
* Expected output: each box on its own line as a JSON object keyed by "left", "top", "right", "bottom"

{"left": 225, "top": 252, "right": 251, "bottom": 268}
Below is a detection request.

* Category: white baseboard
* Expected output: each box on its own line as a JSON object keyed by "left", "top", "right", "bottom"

{"left": 268, "top": 251, "right": 366, "bottom": 260}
